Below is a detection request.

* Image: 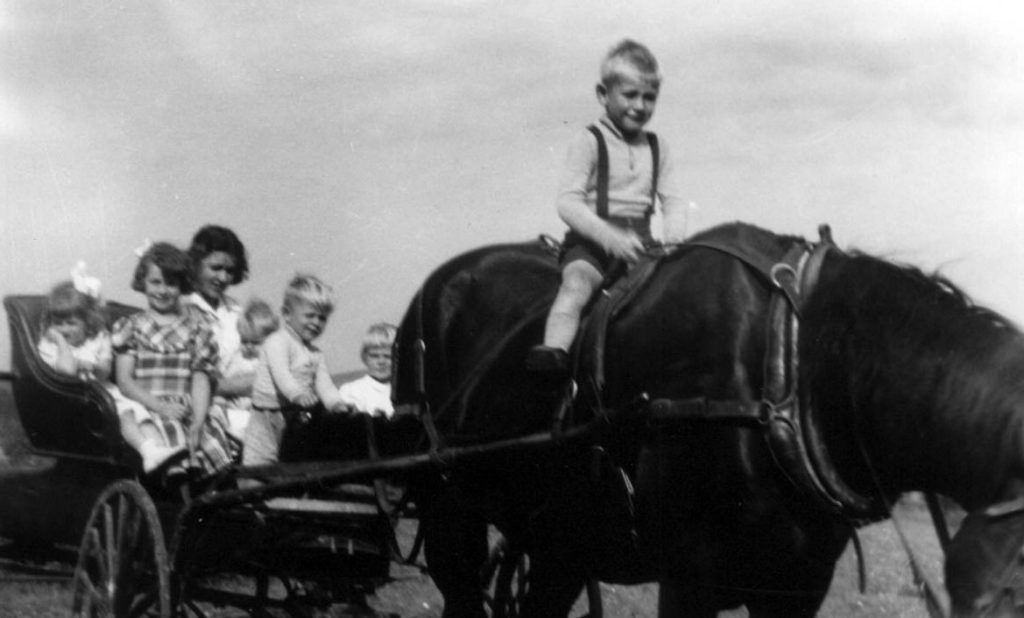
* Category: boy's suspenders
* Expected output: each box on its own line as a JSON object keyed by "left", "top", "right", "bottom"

{"left": 586, "top": 124, "right": 660, "bottom": 220}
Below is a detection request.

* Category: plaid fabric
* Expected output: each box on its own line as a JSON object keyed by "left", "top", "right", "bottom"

{"left": 114, "top": 305, "right": 219, "bottom": 397}
{"left": 114, "top": 307, "right": 234, "bottom": 475}
{"left": 148, "top": 395, "right": 238, "bottom": 475}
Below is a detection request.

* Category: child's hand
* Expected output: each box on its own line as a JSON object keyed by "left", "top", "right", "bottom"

{"left": 602, "top": 227, "right": 644, "bottom": 264}
{"left": 329, "top": 401, "right": 353, "bottom": 414}
{"left": 111, "top": 320, "right": 133, "bottom": 348}
{"left": 156, "top": 401, "right": 188, "bottom": 420}
{"left": 44, "top": 326, "right": 68, "bottom": 347}
{"left": 295, "top": 391, "right": 318, "bottom": 408}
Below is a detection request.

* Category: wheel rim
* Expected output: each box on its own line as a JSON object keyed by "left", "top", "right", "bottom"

{"left": 71, "top": 479, "right": 171, "bottom": 618}
{"left": 482, "top": 535, "right": 602, "bottom": 618}
{"left": 482, "top": 537, "right": 529, "bottom": 618}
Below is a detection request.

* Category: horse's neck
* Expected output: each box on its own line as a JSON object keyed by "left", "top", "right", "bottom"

{"left": 806, "top": 255, "right": 1024, "bottom": 509}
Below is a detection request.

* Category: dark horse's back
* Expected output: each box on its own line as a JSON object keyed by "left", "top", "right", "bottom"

{"left": 394, "top": 240, "right": 563, "bottom": 440}
{"left": 394, "top": 224, "right": 852, "bottom": 617}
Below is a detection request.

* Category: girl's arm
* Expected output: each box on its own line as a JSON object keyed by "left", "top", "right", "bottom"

{"left": 115, "top": 354, "right": 185, "bottom": 419}
{"left": 216, "top": 371, "right": 254, "bottom": 397}
{"left": 264, "top": 335, "right": 316, "bottom": 405}
{"left": 188, "top": 371, "right": 211, "bottom": 452}
{"left": 314, "top": 356, "right": 345, "bottom": 411}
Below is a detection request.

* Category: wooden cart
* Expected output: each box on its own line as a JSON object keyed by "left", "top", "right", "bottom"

{"left": 0, "top": 295, "right": 588, "bottom": 618}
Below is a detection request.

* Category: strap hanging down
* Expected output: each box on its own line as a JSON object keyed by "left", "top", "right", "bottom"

{"left": 647, "top": 132, "right": 659, "bottom": 214}
{"left": 587, "top": 125, "right": 610, "bottom": 219}
{"left": 587, "top": 125, "right": 660, "bottom": 220}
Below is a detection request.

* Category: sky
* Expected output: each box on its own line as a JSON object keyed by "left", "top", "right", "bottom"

{"left": 1, "top": 0, "right": 1023, "bottom": 373}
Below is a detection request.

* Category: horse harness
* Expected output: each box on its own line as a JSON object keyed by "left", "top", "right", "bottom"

{"left": 581, "top": 224, "right": 887, "bottom": 522}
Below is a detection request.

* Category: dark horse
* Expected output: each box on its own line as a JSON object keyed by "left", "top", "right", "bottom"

{"left": 393, "top": 222, "right": 1024, "bottom": 617}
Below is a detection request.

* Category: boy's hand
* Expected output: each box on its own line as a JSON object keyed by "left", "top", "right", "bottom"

{"left": 329, "top": 402, "right": 354, "bottom": 414}
{"left": 295, "top": 391, "right": 318, "bottom": 408}
{"left": 602, "top": 227, "right": 644, "bottom": 264}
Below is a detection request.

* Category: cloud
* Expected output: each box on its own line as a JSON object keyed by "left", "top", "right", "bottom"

{"left": 684, "top": 14, "right": 1024, "bottom": 130}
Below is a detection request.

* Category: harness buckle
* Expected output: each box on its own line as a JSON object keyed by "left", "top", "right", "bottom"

{"left": 770, "top": 262, "right": 798, "bottom": 290}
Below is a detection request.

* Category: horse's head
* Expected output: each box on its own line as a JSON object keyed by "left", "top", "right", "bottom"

{"left": 947, "top": 498, "right": 1024, "bottom": 617}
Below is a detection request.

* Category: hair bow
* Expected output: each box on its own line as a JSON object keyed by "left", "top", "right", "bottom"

{"left": 133, "top": 238, "right": 153, "bottom": 258}
{"left": 71, "top": 261, "right": 103, "bottom": 300}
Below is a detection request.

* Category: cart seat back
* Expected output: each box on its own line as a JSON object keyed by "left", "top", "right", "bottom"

{"left": 3, "top": 295, "right": 140, "bottom": 463}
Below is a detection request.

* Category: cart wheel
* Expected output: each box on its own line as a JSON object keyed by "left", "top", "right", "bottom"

{"left": 480, "top": 536, "right": 602, "bottom": 618}
{"left": 71, "top": 479, "right": 171, "bottom": 618}
{"left": 481, "top": 536, "right": 527, "bottom": 618}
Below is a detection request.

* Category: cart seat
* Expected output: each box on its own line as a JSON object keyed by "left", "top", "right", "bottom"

{"left": 3, "top": 295, "right": 140, "bottom": 464}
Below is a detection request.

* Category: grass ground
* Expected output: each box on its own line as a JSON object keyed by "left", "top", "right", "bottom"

{"left": 0, "top": 498, "right": 951, "bottom": 617}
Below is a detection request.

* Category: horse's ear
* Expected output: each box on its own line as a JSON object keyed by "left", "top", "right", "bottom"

{"left": 818, "top": 224, "right": 834, "bottom": 246}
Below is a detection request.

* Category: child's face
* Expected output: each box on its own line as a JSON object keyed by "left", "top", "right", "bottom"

{"left": 142, "top": 263, "right": 182, "bottom": 315}
{"left": 363, "top": 346, "right": 393, "bottom": 382}
{"left": 238, "top": 327, "right": 270, "bottom": 359}
{"left": 284, "top": 300, "right": 328, "bottom": 344}
{"left": 597, "top": 65, "right": 660, "bottom": 138}
{"left": 52, "top": 314, "right": 87, "bottom": 347}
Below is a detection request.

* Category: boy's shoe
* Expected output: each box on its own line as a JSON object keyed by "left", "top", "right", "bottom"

{"left": 140, "top": 440, "right": 187, "bottom": 474}
{"left": 525, "top": 345, "right": 570, "bottom": 376}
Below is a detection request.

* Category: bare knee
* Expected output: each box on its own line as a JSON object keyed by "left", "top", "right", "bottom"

{"left": 555, "top": 262, "right": 601, "bottom": 309}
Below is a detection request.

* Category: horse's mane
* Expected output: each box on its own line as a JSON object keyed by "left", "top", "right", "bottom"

{"left": 805, "top": 250, "right": 1024, "bottom": 504}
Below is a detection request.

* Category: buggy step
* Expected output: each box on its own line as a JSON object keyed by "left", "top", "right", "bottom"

{"left": 263, "top": 497, "right": 378, "bottom": 516}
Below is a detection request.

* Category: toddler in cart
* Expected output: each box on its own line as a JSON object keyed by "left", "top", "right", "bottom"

{"left": 338, "top": 322, "right": 397, "bottom": 418}
{"left": 243, "top": 273, "right": 348, "bottom": 468}
{"left": 112, "top": 242, "right": 237, "bottom": 477}
{"left": 212, "top": 298, "right": 279, "bottom": 440}
{"left": 37, "top": 272, "right": 183, "bottom": 473}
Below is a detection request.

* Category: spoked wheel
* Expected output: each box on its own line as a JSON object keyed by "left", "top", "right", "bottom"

{"left": 480, "top": 536, "right": 602, "bottom": 618}
{"left": 481, "top": 536, "right": 528, "bottom": 618}
{"left": 375, "top": 480, "right": 424, "bottom": 566}
{"left": 71, "top": 479, "right": 171, "bottom": 618}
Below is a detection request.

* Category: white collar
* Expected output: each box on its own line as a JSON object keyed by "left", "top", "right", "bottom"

{"left": 187, "top": 292, "right": 239, "bottom": 316}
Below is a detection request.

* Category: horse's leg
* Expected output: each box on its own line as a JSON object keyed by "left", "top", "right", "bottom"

{"left": 742, "top": 524, "right": 848, "bottom": 618}
{"left": 518, "top": 550, "right": 588, "bottom": 618}
{"left": 744, "top": 591, "right": 829, "bottom": 618}
{"left": 420, "top": 484, "right": 489, "bottom": 618}
{"left": 514, "top": 487, "right": 591, "bottom": 618}
{"left": 657, "top": 577, "right": 720, "bottom": 618}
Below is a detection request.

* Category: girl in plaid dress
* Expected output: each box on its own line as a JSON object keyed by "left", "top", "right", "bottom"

{"left": 113, "top": 242, "right": 237, "bottom": 476}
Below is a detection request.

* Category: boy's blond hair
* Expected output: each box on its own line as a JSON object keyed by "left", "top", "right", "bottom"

{"left": 238, "top": 298, "right": 279, "bottom": 342}
{"left": 600, "top": 39, "right": 661, "bottom": 86}
{"left": 283, "top": 274, "right": 334, "bottom": 315}
{"left": 361, "top": 322, "right": 397, "bottom": 357}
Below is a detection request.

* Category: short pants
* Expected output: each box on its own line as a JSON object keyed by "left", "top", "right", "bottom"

{"left": 560, "top": 217, "right": 655, "bottom": 275}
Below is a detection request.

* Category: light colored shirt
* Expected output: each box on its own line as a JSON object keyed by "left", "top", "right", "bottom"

{"left": 251, "top": 326, "right": 341, "bottom": 410}
{"left": 338, "top": 374, "right": 393, "bottom": 418}
{"left": 38, "top": 332, "right": 112, "bottom": 381}
{"left": 185, "top": 292, "right": 241, "bottom": 377}
{"left": 556, "top": 116, "right": 686, "bottom": 239}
